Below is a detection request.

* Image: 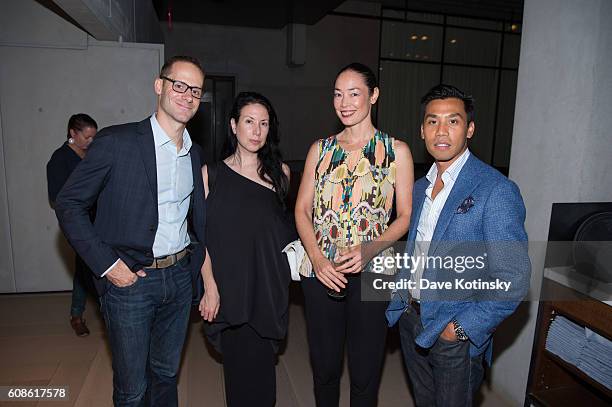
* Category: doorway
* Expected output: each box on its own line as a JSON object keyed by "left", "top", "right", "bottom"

{"left": 188, "top": 75, "right": 235, "bottom": 164}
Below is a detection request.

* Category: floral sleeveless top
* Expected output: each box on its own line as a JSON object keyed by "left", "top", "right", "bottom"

{"left": 309, "top": 130, "right": 396, "bottom": 276}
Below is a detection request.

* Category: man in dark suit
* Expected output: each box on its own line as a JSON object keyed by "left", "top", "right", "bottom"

{"left": 55, "top": 56, "right": 210, "bottom": 406}
{"left": 386, "top": 84, "right": 530, "bottom": 406}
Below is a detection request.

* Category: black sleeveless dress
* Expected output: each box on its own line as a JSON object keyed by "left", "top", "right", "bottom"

{"left": 204, "top": 162, "right": 295, "bottom": 353}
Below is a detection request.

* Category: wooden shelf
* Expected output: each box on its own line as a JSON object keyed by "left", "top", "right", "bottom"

{"left": 549, "top": 301, "right": 612, "bottom": 340}
{"left": 529, "top": 386, "right": 610, "bottom": 407}
{"left": 544, "top": 350, "right": 612, "bottom": 398}
{"left": 525, "top": 278, "right": 612, "bottom": 406}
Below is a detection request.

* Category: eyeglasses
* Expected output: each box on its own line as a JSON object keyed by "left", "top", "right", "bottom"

{"left": 160, "top": 76, "right": 203, "bottom": 99}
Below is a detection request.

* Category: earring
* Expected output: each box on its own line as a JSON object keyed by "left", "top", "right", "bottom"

{"left": 68, "top": 137, "right": 75, "bottom": 144}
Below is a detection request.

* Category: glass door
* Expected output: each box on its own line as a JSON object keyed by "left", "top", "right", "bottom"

{"left": 187, "top": 76, "right": 235, "bottom": 164}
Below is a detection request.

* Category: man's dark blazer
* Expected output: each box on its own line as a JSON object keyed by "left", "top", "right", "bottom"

{"left": 55, "top": 117, "right": 206, "bottom": 296}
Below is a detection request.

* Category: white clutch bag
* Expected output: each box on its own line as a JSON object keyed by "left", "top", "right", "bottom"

{"left": 282, "top": 239, "right": 312, "bottom": 281}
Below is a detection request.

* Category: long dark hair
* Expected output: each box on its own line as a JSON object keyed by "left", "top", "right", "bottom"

{"left": 224, "top": 92, "right": 289, "bottom": 206}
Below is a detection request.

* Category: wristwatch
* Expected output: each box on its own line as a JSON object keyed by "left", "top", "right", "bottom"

{"left": 452, "top": 319, "right": 469, "bottom": 342}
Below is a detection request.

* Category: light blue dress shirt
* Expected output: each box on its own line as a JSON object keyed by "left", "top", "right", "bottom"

{"left": 150, "top": 114, "right": 193, "bottom": 258}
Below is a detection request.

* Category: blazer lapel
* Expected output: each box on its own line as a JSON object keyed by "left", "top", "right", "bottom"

{"left": 136, "top": 118, "right": 157, "bottom": 200}
{"left": 429, "top": 155, "right": 481, "bottom": 256}
{"left": 409, "top": 180, "right": 428, "bottom": 243}
{"left": 190, "top": 148, "right": 202, "bottom": 197}
{"left": 404, "top": 179, "right": 428, "bottom": 258}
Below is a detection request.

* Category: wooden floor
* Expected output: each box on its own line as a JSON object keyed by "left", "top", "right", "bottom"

{"left": 0, "top": 286, "right": 514, "bottom": 406}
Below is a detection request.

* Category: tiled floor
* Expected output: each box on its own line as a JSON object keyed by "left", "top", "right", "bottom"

{"left": 0, "top": 286, "right": 514, "bottom": 406}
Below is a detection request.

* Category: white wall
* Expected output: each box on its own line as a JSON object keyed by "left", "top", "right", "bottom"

{"left": 0, "top": 0, "right": 163, "bottom": 292}
{"left": 162, "top": 14, "right": 380, "bottom": 161}
{"left": 492, "top": 0, "right": 612, "bottom": 403}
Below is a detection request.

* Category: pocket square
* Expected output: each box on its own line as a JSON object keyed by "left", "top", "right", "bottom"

{"left": 456, "top": 196, "right": 475, "bottom": 214}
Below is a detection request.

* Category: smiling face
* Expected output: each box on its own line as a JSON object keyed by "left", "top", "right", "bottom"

{"left": 154, "top": 61, "right": 204, "bottom": 126}
{"left": 231, "top": 103, "right": 270, "bottom": 154}
{"left": 333, "top": 69, "right": 379, "bottom": 128}
{"left": 421, "top": 97, "right": 475, "bottom": 170}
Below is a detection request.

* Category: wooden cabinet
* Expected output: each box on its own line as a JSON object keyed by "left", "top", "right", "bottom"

{"left": 525, "top": 278, "right": 612, "bottom": 406}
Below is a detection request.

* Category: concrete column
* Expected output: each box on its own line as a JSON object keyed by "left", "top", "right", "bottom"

{"left": 493, "top": 0, "right": 612, "bottom": 403}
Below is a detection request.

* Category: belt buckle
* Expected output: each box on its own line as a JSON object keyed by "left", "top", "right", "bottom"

{"left": 147, "top": 248, "right": 186, "bottom": 269}
{"left": 160, "top": 254, "right": 174, "bottom": 268}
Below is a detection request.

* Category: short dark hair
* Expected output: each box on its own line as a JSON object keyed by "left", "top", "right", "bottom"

{"left": 336, "top": 62, "right": 378, "bottom": 95}
{"left": 67, "top": 113, "right": 97, "bottom": 140}
{"left": 420, "top": 84, "right": 475, "bottom": 123}
{"left": 159, "top": 55, "right": 205, "bottom": 78}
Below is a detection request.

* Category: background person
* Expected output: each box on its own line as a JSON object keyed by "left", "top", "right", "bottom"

{"left": 47, "top": 113, "right": 98, "bottom": 337}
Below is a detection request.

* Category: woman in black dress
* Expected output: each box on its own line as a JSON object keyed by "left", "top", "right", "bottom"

{"left": 46, "top": 113, "right": 98, "bottom": 336}
{"left": 198, "top": 92, "right": 294, "bottom": 407}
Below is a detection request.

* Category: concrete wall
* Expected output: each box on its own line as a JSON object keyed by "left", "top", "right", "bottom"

{"left": 161, "top": 14, "right": 380, "bottom": 161}
{"left": 0, "top": 0, "right": 163, "bottom": 292}
{"left": 492, "top": 0, "right": 612, "bottom": 403}
{"left": 54, "top": 0, "right": 163, "bottom": 43}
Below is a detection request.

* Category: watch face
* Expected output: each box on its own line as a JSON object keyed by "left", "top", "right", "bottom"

{"left": 453, "top": 320, "right": 469, "bottom": 341}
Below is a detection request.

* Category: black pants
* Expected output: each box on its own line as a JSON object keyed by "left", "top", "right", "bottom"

{"left": 301, "top": 275, "right": 388, "bottom": 407}
{"left": 399, "top": 309, "right": 485, "bottom": 407}
{"left": 221, "top": 324, "right": 277, "bottom": 407}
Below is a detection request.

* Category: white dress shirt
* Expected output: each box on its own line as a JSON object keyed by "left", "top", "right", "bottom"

{"left": 410, "top": 148, "right": 471, "bottom": 300}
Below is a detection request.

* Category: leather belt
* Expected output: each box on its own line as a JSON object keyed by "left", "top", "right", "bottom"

{"left": 145, "top": 248, "right": 188, "bottom": 269}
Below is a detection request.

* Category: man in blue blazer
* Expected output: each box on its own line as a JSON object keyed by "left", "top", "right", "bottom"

{"left": 55, "top": 56, "right": 211, "bottom": 407}
{"left": 386, "top": 84, "right": 530, "bottom": 406}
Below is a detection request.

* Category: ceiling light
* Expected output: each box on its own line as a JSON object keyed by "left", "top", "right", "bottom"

{"left": 421, "top": 35, "right": 428, "bottom": 41}
{"left": 410, "top": 35, "right": 418, "bottom": 40}
{"left": 450, "top": 39, "right": 457, "bottom": 44}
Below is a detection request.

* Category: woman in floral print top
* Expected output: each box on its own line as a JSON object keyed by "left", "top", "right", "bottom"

{"left": 295, "top": 62, "right": 413, "bottom": 406}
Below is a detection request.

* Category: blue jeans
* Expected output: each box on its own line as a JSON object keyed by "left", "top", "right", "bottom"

{"left": 70, "top": 255, "right": 95, "bottom": 316}
{"left": 100, "top": 255, "right": 193, "bottom": 407}
{"left": 399, "top": 308, "right": 484, "bottom": 407}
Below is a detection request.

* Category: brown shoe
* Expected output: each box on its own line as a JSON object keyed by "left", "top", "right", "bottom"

{"left": 70, "top": 316, "right": 90, "bottom": 337}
